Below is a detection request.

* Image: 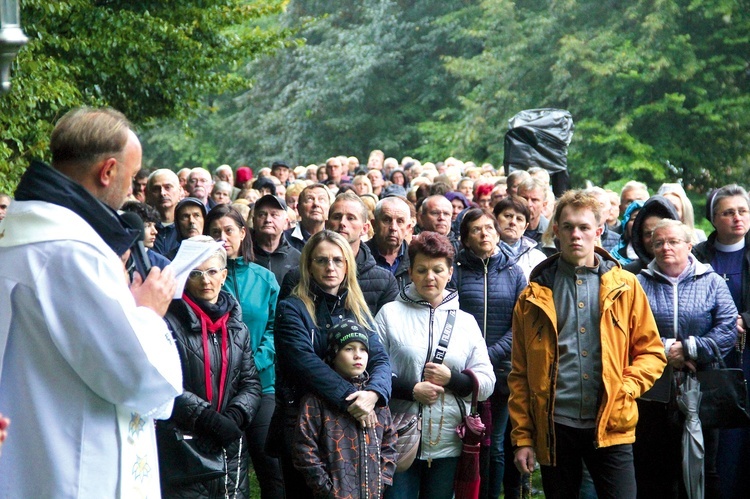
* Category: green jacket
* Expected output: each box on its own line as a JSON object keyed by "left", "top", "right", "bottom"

{"left": 223, "top": 257, "right": 279, "bottom": 394}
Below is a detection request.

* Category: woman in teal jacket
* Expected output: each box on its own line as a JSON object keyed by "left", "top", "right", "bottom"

{"left": 205, "top": 204, "right": 282, "bottom": 498}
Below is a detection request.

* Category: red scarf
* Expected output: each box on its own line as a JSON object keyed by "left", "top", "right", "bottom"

{"left": 183, "top": 294, "right": 230, "bottom": 409}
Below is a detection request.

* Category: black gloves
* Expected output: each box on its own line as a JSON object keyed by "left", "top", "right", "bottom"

{"left": 224, "top": 406, "right": 245, "bottom": 429}
{"left": 195, "top": 409, "right": 242, "bottom": 446}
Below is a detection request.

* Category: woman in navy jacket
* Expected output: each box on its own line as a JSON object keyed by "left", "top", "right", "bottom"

{"left": 269, "top": 230, "right": 391, "bottom": 498}
{"left": 635, "top": 219, "right": 737, "bottom": 498}
{"left": 452, "top": 208, "right": 527, "bottom": 499}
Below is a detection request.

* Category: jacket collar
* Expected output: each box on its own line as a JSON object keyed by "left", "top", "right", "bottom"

{"left": 12, "top": 160, "right": 139, "bottom": 256}
{"left": 398, "top": 282, "right": 459, "bottom": 310}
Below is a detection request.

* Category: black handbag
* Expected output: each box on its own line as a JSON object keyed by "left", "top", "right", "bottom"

{"left": 696, "top": 339, "right": 750, "bottom": 429}
{"left": 156, "top": 422, "right": 227, "bottom": 485}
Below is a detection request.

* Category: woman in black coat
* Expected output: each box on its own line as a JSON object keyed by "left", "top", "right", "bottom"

{"left": 158, "top": 238, "right": 261, "bottom": 498}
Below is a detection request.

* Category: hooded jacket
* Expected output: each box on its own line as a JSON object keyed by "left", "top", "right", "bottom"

{"left": 623, "top": 196, "right": 679, "bottom": 274}
{"left": 293, "top": 376, "right": 398, "bottom": 499}
{"left": 375, "top": 285, "right": 496, "bottom": 460}
{"left": 508, "top": 248, "right": 666, "bottom": 466}
{"left": 612, "top": 200, "right": 646, "bottom": 265}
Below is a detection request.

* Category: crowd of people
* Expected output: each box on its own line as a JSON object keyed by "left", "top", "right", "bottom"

{"left": 1, "top": 106, "right": 749, "bottom": 499}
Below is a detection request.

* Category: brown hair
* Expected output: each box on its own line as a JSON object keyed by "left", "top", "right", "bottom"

{"left": 409, "top": 231, "right": 455, "bottom": 268}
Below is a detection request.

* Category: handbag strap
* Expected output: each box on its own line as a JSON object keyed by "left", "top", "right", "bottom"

{"left": 705, "top": 337, "right": 727, "bottom": 368}
{"left": 432, "top": 309, "right": 457, "bottom": 364}
{"left": 461, "top": 369, "right": 480, "bottom": 416}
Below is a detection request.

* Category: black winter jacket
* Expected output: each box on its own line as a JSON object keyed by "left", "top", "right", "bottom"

{"left": 252, "top": 230, "right": 301, "bottom": 286}
{"left": 159, "top": 292, "right": 261, "bottom": 498}
{"left": 451, "top": 248, "right": 527, "bottom": 370}
{"left": 278, "top": 243, "right": 399, "bottom": 315}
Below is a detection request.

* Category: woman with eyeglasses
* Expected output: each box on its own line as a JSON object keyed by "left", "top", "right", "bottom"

{"left": 692, "top": 184, "right": 750, "bottom": 498}
{"left": 270, "top": 230, "right": 392, "bottom": 498}
{"left": 375, "top": 231, "right": 495, "bottom": 499}
{"left": 203, "top": 204, "right": 283, "bottom": 499}
{"left": 633, "top": 220, "right": 736, "bottom": 498}
{"left": 158, "top": 236, "right": 261, "bottom": 498}
{"left": 452, "top": 209, "right": 527, "bottom": 499}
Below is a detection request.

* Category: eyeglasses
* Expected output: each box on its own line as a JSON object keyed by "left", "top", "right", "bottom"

{"left": 187, "top": 267, "right": 225, "bottom": 280}
{"left": 719, "top": 208, "right": 750, "bottom": 219}
{"left": 469, "top": 224, "right": 497, "bottom": 235}
{"left": 652, "top": 239, "right": 687, "bottom": 250}
{"left": 311, "top": 257, "right": 346, "bottom": 268}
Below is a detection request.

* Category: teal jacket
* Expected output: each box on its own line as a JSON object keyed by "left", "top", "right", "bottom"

{"left": 223, "top": 257, "right": 279, "bottom": 394}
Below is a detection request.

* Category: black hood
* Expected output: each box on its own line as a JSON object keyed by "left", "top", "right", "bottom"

{"left": 630, "top": 195, "right": 679, "bottom": 263}
{"left": 14, "top": 160, "right": 140, "bottom": 256}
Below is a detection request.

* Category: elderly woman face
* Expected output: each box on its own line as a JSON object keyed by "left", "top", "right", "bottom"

{"left": 185, "top": 255, "right": 227, "bottom": 304}
{"left": 309, "top": 240, "right": 347, "bottom": 295}
{"left": 409, "top": 252, "right": 453, "bottom": 307}
{"left": 496, "top": 207, "right": 528, "bottom": 245}
{"left": 713, "top": 195, "right": 750, "bottom": 244}
{"left": 652, "top": 225, "right": 692, "bottom": 276}
{"left": 465, "top": 214, "right": 500, "bottom": 259}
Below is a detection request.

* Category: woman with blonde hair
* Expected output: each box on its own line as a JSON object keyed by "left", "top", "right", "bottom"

{"left": 658, "top": 183, "right": 707, "bottom": 242}
{"left": 269, "top": 230, "right": 393, "bottom": 498}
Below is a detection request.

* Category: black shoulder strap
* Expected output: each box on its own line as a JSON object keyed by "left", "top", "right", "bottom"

{"left": 432, "top": 309, "right": 457, "bottom": 364}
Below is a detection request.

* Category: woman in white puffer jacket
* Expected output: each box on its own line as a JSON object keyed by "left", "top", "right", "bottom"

{"left": 375, "top": 231, "right": 495, "bottom": 499}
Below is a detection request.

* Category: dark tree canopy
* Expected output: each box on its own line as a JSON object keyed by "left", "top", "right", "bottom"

{"left": 0, "top": 0, "right": 288, "bottom": 192}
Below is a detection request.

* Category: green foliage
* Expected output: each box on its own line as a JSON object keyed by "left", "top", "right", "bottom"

{"left": 422, "top": 0, "right": 750, "bottom": 192}
{"left": 144, "top": 0, "right": 475, "bottom": 169}
{"left": 0, "top": 0, "right": 288, "bottom": 192}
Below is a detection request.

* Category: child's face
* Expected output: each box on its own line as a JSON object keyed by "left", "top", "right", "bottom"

{"left": 333, "top": 341, "right": 368, "bottom": 378}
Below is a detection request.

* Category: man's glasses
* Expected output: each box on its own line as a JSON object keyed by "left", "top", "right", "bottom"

{"left": 187, "top": 268, "right": 224, "bottom": 280}
{"left": 311, "top": 257, "right": 346, "bottom": 268}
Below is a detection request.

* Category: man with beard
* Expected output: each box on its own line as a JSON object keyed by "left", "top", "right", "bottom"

{"left": 169, "top": 197, "right": 207, "bottom": 259}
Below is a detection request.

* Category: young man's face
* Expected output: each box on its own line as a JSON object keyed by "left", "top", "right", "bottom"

{"left": 333, "top": 341, "right": 369, "bottom": 378}
{"left": 554, "top": 206, "right": 602, "bottom": 267}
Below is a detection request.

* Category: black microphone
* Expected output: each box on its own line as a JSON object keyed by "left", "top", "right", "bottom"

{"left": 120, "top": 212, "right": 153, "bottom": 279}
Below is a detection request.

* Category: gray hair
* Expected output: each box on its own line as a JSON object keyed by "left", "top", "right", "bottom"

{"left": 709, "top": 184, "right": 750, "bottom": 223}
